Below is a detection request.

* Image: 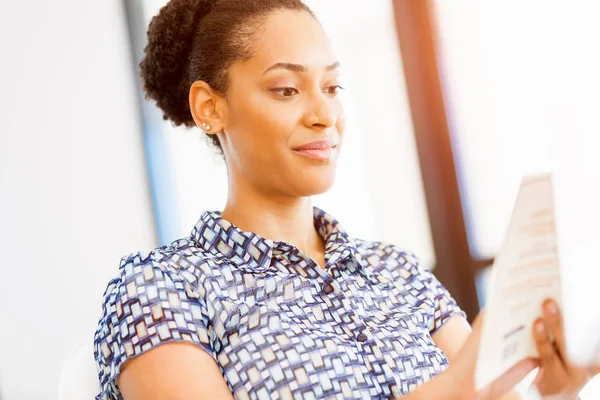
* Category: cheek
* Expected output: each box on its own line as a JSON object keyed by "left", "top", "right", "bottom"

{"left": 226, "top": 100, "right": 298, "bottom": 170}
{"left": 246, "top": 108, "right": 297, "bottom": 156}
{"left": 241, "top": 101, "right": 302, "bottom": 155}
{"left": 335, "top": 112, "right": 346, "bottom": 151}
{"left": 336, "top": 113, "right": 346, "bottom": 136}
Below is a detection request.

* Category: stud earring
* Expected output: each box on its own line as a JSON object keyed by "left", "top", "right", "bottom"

{"left": 202, "top": 122, "right": 212, "bottom": 132}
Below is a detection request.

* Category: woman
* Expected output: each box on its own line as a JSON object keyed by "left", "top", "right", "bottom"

{"left": 93, "top": 0, "right": 598, "bottom": 399}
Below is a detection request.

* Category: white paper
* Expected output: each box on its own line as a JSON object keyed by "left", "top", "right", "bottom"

{"left": 475, "top": 173, "right": 562, "bottom": 390}
{"left": 475, "top": 170, "right": 600, "bottom": 390}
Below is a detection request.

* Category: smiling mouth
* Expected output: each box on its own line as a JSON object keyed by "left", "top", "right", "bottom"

{"left": 292, "top": 145, "right": 337, "bottom": 161}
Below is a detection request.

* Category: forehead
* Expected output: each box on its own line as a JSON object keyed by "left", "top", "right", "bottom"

{"left": 244, "top": 10, "right": 338, "bottom": 73}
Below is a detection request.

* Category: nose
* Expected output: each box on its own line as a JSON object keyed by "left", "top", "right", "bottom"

{"left": 303, "top": 92, "right": 337, "bottom": 129}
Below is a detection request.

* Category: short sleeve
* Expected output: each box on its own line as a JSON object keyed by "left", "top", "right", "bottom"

{"left": 397, "top": 250, "right": 468, "bottom": 335}
{"left": 93, "top": 252, "right": 214, "bottom": 400}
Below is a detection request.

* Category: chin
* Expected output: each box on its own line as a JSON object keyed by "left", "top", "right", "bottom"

{"left": 292, "top": 170, "right": 337, "bottom": 197}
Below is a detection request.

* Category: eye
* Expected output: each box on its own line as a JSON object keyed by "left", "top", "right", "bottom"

{"left": 271, "top": 87, "right": 299, "bottom": 98}
{"left": 324, "top": 85, "right": 345, "bottom": 95}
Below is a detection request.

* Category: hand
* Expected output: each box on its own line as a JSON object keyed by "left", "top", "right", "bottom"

{"left": 530, "top": 299, "right": 600, "bottom": 399}
{"left": 447, "top": 309, "right": 539, "bottom": 400}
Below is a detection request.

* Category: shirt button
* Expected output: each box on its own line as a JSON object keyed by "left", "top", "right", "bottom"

{"left": 356, "top": 333, "right": 368, "bottom": 342}
{"left": 322, "top": 284, "right": 334, "bottom": 294}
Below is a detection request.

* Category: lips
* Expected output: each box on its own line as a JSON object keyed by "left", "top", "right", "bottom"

{"left": 293, "top": 140, "right": 337, "bottom": 151}
{"left": 292, "top": 140, "right": 338, "bottom": 161}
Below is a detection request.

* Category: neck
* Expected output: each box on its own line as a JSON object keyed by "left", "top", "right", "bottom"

{"left": 220, "top": 178, "right": 324, "bottom": 255}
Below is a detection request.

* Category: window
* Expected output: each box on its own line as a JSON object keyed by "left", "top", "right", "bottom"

{"left": 433, "top": 1, "right": 600, "bottom": 395}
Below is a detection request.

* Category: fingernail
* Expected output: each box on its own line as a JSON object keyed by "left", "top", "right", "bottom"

{"left": 546, "top": 301, "right": 558, "bottom": 315}
{"left": 536, "top": 321, "right": 546, "bottom": 335}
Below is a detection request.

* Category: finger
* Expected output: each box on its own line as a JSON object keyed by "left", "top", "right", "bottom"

{"left": 543, "top": 299, "right": 567, "bottom": 364}
{"left": 533, "top": 319, "right": 564, "bottom": 374}
{"left": 483, "top": 357, "right": 539, "bottom": 400}
{"left": 590, "top": 364, "right": 600, "bottom": 377}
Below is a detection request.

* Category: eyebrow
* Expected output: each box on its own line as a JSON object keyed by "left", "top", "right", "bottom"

{"left": 262, "top": 61, "right": 341, "bottom": 75}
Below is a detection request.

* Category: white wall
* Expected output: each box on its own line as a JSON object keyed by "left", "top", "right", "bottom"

{"left": 0, "top": 1, "right": 156, "bottom": 399}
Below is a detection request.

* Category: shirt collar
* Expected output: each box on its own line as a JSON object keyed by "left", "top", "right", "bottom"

{"left": 190, "top": 206, "right": 381, "bottom": 282}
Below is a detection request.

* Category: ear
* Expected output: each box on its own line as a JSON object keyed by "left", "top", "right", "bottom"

{"left": 189, "top": 80, "right": 226, "bottom": 135}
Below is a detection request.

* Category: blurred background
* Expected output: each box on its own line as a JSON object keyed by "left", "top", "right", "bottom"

{"left": 1, "top": 0, "right": 599, "bottom": 398}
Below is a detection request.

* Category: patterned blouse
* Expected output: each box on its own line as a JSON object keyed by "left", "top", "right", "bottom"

{"left": 94, "top": 207, "right": 466, "bottom": 400}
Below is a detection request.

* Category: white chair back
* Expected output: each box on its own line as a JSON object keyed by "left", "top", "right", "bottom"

{"left": 58, "top": 340, "right": 100, "bottom": 400}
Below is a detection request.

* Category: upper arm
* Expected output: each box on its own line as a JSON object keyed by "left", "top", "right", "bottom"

{"left": 117, "top": 342, "right": 233, "bottom": 400}
{"left": 94, "top": 253, "right": 226, "bottom": 399}
{"left": 431, "top": 313, "right": 472, "bottom": 364}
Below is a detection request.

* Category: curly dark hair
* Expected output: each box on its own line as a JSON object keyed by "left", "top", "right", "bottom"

{"left": 139, "top": 0, "right": 316, "bottom": 152}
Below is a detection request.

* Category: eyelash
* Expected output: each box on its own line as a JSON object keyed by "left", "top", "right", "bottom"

{"left": 271, "top": 85, "right": 345, "bottom": 99}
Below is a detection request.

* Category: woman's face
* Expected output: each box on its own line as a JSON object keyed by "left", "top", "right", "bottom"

{"left": 218, "top": 9, "right": 346, "bottom": 198}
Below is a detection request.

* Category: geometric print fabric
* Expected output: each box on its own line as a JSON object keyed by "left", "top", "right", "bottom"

{"left": 94, "top": 207, "right": 466, "bottom": 399}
